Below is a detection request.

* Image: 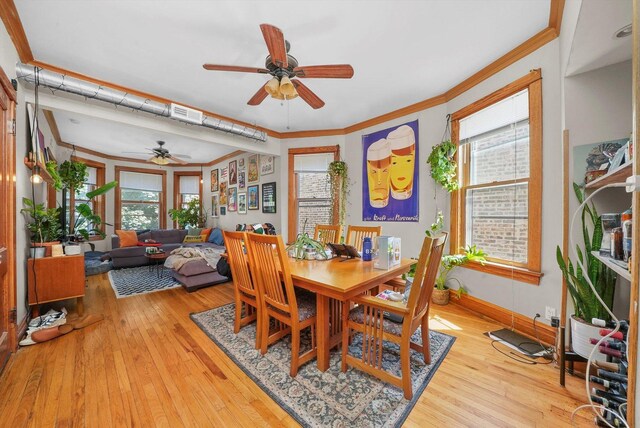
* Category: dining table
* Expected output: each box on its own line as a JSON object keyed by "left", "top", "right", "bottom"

{"left": 287, "top": 256, "right": 416, "bottom": 371}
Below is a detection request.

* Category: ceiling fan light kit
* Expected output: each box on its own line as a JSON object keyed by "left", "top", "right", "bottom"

{"left": 203, "top": 23, "right": 354, "bottom": 109}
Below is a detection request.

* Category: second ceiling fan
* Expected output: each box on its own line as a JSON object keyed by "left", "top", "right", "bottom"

{"left": 203, "top": 24, "right": 354, "bottom": 109}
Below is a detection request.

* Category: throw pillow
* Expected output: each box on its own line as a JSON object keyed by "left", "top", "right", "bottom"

{"left": 200, "top": 228, "right": 212, "bottom": 241}
{"left": 208, "top": 228, "right": 224, "bottom": 246}
{"left": 116, "top": 230, "right": 138, "bottom": 248}
{"left": 187, "top": 228, "right": 203, "bottom": 236}
{"left": 183, "top": 235, "right": 205, "bottom": 243}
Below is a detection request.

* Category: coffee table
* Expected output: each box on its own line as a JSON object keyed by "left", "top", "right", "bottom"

{"left": 145, "top": 252, "right": 168, "bottom": 278}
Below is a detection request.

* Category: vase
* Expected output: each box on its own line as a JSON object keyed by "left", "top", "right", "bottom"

{"left": 34, "top": 241, "right": 60, "bottom": 257}
{"left": 570, "top": 315, "right": 606, "bottom": 362}
{"left": 432, "top": 288, "right": 450, "bottom": 305}
{"left": 29, "top": 247, "right": 45, "bottom": 258}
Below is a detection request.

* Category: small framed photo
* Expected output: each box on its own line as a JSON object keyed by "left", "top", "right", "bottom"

{"left": 211, "top": 194, "right": 219, "bottom": 218}
{"left": 229, "top": 160, "right": 238, "bottom": 185}
{"left": 228, "top": 187, "right": 238, "bottom": 212}
{"left": 260, "top": 155, "right": 274, "bottom": 175}
{"left": 248, "top": 185, "right": 259, "bottom": 210}
{"left": 262, "top": 182, "right": 276, "bottom": 214}
{"left": 220, "top": 206, "right": 226, "bottom": 216}
{"left": 219, "top": 181, "right": 228, "bottom": 205}
{"left": 221, "top": 167, "right": 228, "bottom": 181}
{"left": 239, "top": 171, "right": 246, "bottom": 189}
{"left": 239, "top": 157, "right": 245, "bottom": 169}
{"left": 210, "top": 169, "right": 219, "bottom": 192}
{"left": 238, "top": 192, "right": 247, "bottom": 214}
{"left": 248, "top": 154, "right": 259, "bottom": 183}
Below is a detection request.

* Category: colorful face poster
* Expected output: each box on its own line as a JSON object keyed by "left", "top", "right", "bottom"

{"left": 210, "top": 169, "right": 219, "bottom": 192}
{"left": 362, "top": 120, "right": 419, "bottom": 222}
{"left": 229, "top": 160, "right": 238, "bottom": 185}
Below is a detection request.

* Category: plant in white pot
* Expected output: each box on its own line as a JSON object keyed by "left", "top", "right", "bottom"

{"left": 556, "top": 184, "right": 617, "bottom": 361}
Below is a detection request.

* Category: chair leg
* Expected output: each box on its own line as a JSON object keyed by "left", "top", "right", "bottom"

{"left": 260, "top": 311, "right": 270, "bottom": 355}
{"left": 341, "top": 302, "right": 349, "bottom": 372}
{"left": 421, "top": 317, "right": 431, "bottom": 365}
{"left": 254, "top": 305, "right": 261, "bottom": 350}
{"left": 400, "top": 340, "right": 413, "bottom": 400}
{"left": 290, "top": 326, "right": 300, "bottom": 377}
{"left": 234, "top": 299, "right": 242, "bottom": 334}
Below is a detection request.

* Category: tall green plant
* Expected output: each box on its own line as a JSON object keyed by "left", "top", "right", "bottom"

{"left": 21, "top": 198, "right": 63, "bottom": 243}
{"left": 71, "top": 181, "right": 118, "bottom": 240}
{"left": 168, "top": 198, "right": 207, "bottom": 229}
{"left": 556, "top": 183, "right": 617, "bottom": 322}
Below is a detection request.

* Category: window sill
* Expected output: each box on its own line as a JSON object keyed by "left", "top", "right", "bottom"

{"left": 460, "top": 260, "right": 543, "bottom": 285}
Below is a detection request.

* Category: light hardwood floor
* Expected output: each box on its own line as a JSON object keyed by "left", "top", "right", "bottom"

{"left": 0, "top": 273, "right": 593, "bottom": 427}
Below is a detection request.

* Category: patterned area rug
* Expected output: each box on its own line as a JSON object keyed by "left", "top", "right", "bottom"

{"left": 191, "top": 304, "right": 455, "bottom": 427}
{"left": 108, "top": 266, "right": 180, "bottom": 298}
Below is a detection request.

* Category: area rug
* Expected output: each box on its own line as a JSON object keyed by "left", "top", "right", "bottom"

{"left": 108, "top": 266, "right": 180, "bottom": 298}
{"left": 191, "top": 303, "right": 455, "bottom": 427}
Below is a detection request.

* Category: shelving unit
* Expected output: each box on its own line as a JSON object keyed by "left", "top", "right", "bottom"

{"left": 591, "top": 251, "right": 631, "bottom": 281}
{"left": 585, "top": 162, "right": 632, "bottom": 189}
{"left": 23, "top": 157, "right": 53, "bottom": 184}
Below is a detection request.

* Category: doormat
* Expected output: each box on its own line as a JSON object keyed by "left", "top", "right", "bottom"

{"left": 191, "top": 303, "right": 455, "bottom": 427}
{"left": 108, "top": 265, "right": 180, "bottom": 298}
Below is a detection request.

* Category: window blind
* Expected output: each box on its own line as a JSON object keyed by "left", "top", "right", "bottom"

{"left": 85, "top": 167, "right": 97, "bottom": 185}
{"left": 179, "top": 175, "right": 200, "bottom": 194}
{"left": 294, "top": 153, "right": 333, "bottom": 172}
{"left": 119, "top": 171, "right": 163, "bottom": 191}
{"left": 459, "top": 89, "right": 528, "bottom": 141}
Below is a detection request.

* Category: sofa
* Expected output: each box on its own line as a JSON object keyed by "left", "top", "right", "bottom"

{"left": 110, "top": 229, "right": 229, "bottom": 292}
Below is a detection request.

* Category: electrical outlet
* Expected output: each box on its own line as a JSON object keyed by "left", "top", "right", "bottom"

{"left": 545, "top": 306, "right": 557, "bottom": 320}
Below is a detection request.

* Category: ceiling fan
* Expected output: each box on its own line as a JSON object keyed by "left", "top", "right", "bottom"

{"left": 203, "top": 24, "right": 354, "bottom": 109}
{"left": 123, "top": 141, "right": 191, "bottom": 165}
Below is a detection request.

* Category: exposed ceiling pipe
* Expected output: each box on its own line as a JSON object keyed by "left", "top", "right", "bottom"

{"left": 15, "top": 62, "right": 268, "bottom": 142}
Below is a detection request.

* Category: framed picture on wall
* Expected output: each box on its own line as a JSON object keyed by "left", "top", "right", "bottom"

{"left": 220, "top": 206, "right": 226, "bottom": 216}
{"left": 262, "top": 182, "right": 276, "bottom": 213}
{"left": 228, "top": 187, "right": 238, "bottom": 211}
{"left": 238, "top": 192, "right": 247, "bottom": 214}
{"left": 248, "top": 185, "right": 259, "bottom": 210}
{"left": 211, "top": 194, "right": 219, "bottom": 218}
{"left": 239, "top": 157, "right": 245, "bottom": 169}
{"left": 229, "top": 160, "right": 238, "bottom": 185}
{"left": 210, "top": 169, "right": 219, "bottom": 192}
{"left": 260, "top": 155, "right": 274, "bottom": 175}
{"left": 219, "top": 181, "right": 228, "bottom": 205}
{"left": 248, "top": 154, "right": 259, "bottom": 183}
{"left": 238, "top": 171, "right": 246, "bottom": 189}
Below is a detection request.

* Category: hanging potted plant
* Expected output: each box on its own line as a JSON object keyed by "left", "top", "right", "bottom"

{"left": 427, "top": 139, "right": 458, "bottom": 192}
{"left": 432, "top": 244, "right": 487, "bottom": 305}
{"left": 58, "top": 159, "right": 88, "bottom": 193}
{"left": 21, "top": 198, "right": 63, "bottom": 257}
{"left": 556, "top": 184, "right": 617, "bottom": 361}
{"left": 328, "top": 160, "right": 349, "bottom": 228}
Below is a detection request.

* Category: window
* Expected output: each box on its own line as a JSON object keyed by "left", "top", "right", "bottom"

{"left": 450, "top": 70, "right": 542, "bottom": 284}
{"left": 115, "top": 167, "right": 166, "bottom": 230}
{"left": 287, "top": 146, "right": 340, "bottom": 243}
{"left": 67, "top": 157, "right": 106, "bottom": 239}
{"left": 173, "top": 171, "right": 203, "bottom": 227}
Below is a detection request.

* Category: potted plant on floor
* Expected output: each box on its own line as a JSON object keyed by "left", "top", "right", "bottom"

{"left": 432, "top": 244, "right": 487, "bottom": 305}
{"left": 70, "top": 180, "right": 118, "bottom": 241}
{"left": 21, "top": 198, "right": 63, "bottom": 257}
{"left": 556, "top": 184, "right": 617, "bottom": 361}
{"left": 168, "top": 198, "right": 208, "bottom": 229}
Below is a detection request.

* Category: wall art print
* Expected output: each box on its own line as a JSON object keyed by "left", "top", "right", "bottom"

{"left": 210, "top": 169, "right": 219, "bottom": 192}
{"left": 260, "top": 155, "right": 274, "bottom": 175}
{"left": 219, "top": 181, "right": 228, "bottom": 206}
{"left": 239, "top": 157, "right": 245, "bottom": 169}
{"left": 248, "top": 185, "right": 259, "bottom": 210}
{"left": 238, "top": 192, "right": 247, "bottom": 214}
{"left": 248, "top": 154, "right": 259, "bottom": 183}
{"left": 262, "top": 182, "right": 276, "bottom": 214}
{"left": 229, "top": 160, "right": 238, "bottom": 185}
{"left": 211, "top": 194, "right": 219, "bottom": 218}
{"left": 239, "top": 171, "right": 246, "bottom": 189}
{"left": 362, "top": 120, "right": 419, "bottom": 222}
{"left": 228, "top": 187, "right": 238, "bottom": 212}
{"left": 221, "top": 167, "right": 228, "bottom": 181}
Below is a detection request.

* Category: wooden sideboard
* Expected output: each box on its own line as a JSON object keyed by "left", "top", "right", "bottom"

{"left": 27, "top": 255, "right": 85, "bottom": 316}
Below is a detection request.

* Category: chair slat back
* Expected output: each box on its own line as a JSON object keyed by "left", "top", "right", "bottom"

{"left": 246, "top": 233, "right": 298, "bottom": 318}
{"left": 223, "top": 231, "right": 255, "bottom": 297}
{"left": 406, "top": 233, "right": 448, "bottom": 323}
{"left": 313, "top": 224, "right": 342, "bottom": 245}
{"left": 345, "top": 225, "right": 382, "bottom": 252}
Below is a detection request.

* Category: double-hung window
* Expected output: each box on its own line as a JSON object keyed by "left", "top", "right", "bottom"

{"left": 450, "top": 71, "right": 542, "bottom": 284}
{"left": 294, "top": 153, "right": 334, "bottom": 237}
{"left": 116, "top": 168, "right": 166, "bottom": 230}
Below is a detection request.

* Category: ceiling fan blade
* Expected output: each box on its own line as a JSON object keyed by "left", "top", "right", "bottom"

{"left": 293, "top": 64, "right": 354, "bottom": 79}
{"left": 203, "top": 64, "right": 270, "bottom": 74}
{"left": 168, "top": 155, "right": 188, "bottom": 165}
{"left": 260, "top": 24, "right": 287, "bottom": 68}
{"left": 247, "top": 85, "right": 269, "bottom": 106}
{"left": 171, "top": 153, "right": 193, "bottom": 159}
{"left": 292, "top": 80, "right": 325, "bottom": 109}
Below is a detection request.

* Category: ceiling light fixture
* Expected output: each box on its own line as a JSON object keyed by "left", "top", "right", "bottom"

{"left": 151, "top": 156, "right": 169, "bottom": 165}
{"left": 263, "top": 75, "right": 298, "bottom": 100}
{"left": 614, "top": 24, "right": 632, "bottom": 38}
{"left": 200, "top": 165, "right": 204, "bottom": 184}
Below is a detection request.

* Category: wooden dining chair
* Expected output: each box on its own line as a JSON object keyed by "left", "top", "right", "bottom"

{"left": 345, "top": 225, "right": 382, "bottom": 252}
{"left": 223, "top": 231, "right": 262, "bottom": 349}
{"left": 313, "top": 224, "right": 342, "bottom": 245}
{"left": 245, "top": 233, "right": 318, "bottom": 377}
{"left": 341, "top": 233, "right": 447, "bottom": 399}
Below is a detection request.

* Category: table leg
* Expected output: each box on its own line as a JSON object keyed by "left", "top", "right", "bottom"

{"left": 77, "top": 297, "right": 84, "bottom": 317}
{"left": 316, "top": 294, "right": 330, "bottom": 371}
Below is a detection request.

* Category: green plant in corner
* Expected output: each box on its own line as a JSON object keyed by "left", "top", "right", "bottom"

{"left": 427, "top": 140, "right": 458, "bottom": 192}
{"left": 328, "top": 160, "right": 349, "bottom": 226}
{"left": 168, "top": 198, "right": 208, "bottom": 229}
{"left": 58, "top": 159, "right": 88, "bottom": 193}
{"left": 435, "top": 244, "right": 487, "bottom": 298}
{"left": 71, "top": 181, "right": 118, "bottom": 240}
{"left": 556, "top": 183, "right": 616, "bottom": 322}
{"left": 21, "top": 198, "right": 63, "bottom": 243}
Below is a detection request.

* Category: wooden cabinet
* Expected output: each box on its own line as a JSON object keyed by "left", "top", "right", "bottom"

{"left": 27, "top": 255, "right": 85, "bottom": 316}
